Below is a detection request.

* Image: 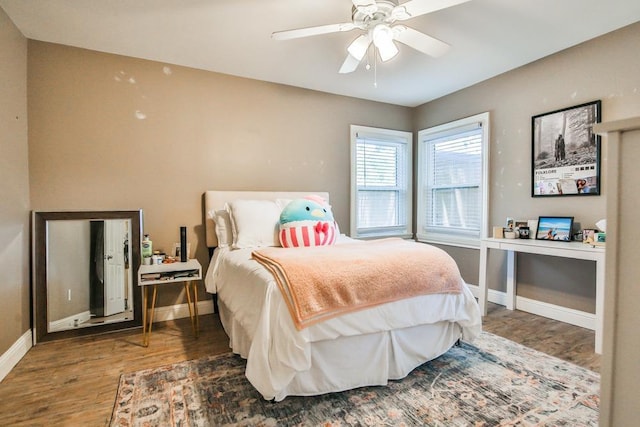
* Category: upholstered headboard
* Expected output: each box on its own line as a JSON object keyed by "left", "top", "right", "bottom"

{"left": 204, "top": 191, "right": 330, "bottom": 248}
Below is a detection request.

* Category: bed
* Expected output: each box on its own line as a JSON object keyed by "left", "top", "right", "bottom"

{"left": 203, "top": 190, "right": 482, "bottom": 401}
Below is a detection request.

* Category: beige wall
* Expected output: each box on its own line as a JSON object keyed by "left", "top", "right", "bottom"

{"left": 0, "top": 9, "right": 30, "bottom": 355}
{"left": 415, "top": 21, "right": 640, "bottom": 312}
{"left": 27, "top": 41, "right": 412, "bottom": 307}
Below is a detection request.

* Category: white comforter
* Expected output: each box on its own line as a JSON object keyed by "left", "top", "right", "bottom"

{"left": 204, "top": 236, "right": 482, "bottom": 400}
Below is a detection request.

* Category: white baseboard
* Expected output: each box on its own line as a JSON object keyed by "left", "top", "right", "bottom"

{"left": 467, "top": 283, "right": 507, "bottom": 306}
{"left": 516, "top": 296, "right": 595, "bottom": 330}
{"left": 48, "top": 310, "right": 92, "bottom": 332}
{"left": 0, "top": 330, "right": 32, "bottom": 383}
{"left": 466, "top": 283, "right": 595, "bottom": 330}
{"left": 152, "top": 300, "right": 215, "bottom": 322}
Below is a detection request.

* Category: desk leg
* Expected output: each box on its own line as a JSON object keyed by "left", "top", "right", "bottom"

{"left": 506, "top": 250, "right": 516, "bottom": 310}
{"left": 478, "top": 242, "right": 489, "bottom": 316}
{"left": 144, "top": 285, "right": 157, "bottom": 346}
{"left": 142, "top": 286, "right": 148, "bottom": 346}
{"left": 184, "top": 282, "right": 196, "bottom": 336}
{"left": 193, "top": 281, "right": 199, "bottom": 338}
{"left": 595, "top": 255, "right": 605, "bottom": 354}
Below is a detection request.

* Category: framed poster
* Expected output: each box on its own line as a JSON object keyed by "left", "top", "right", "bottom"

{"left": 531, "top": 100, "right": 601, "bottom": 197}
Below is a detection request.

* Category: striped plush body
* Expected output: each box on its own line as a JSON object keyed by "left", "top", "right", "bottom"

{"left": 280, "top": 220, "right": 337, "bottom": 248}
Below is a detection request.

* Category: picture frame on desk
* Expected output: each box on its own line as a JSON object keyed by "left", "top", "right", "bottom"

{"left": 535, "top": 216, "right": 574, "bottom": 241}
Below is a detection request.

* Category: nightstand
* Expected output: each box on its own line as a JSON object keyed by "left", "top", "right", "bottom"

{"left": 138, "top": 259, "right": 202, "bottom": 346}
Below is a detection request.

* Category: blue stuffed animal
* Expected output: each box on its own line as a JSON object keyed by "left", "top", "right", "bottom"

{"left": 279, "top": 197, "right": 337, "bottom": 248}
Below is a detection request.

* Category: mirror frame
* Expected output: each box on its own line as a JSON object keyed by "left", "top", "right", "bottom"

{"left": 33, "top": 210, "right": 143, "bottom": 343}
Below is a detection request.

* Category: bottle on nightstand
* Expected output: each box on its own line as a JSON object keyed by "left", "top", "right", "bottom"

{"left": 142, "top": 234, "right": 153, "bottom": 264}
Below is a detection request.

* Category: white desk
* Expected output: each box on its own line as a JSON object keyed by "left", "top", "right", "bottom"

{"left": 478, "top": 238, "right": 605, "bottom": 353}
{"left": 138, "top": 259, "right": 202, "bottom": 346}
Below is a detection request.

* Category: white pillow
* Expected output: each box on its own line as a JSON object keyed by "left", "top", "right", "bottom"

{"left": 213, "top": 209, "right": 233, "bottom": 248}
{"left": 226, "top": 200, "right": 282, "bottom": 249}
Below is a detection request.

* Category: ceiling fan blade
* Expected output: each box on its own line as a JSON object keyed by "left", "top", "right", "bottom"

{"left": 395, "top": 0, "right": 471, "bottom": 19}
{"left": 272, "top": 22, "right": 356, "bottom": 40}
{"left": 393, "top": 26, "right": 450, "bottom": 57}
{"left": 339, "top": 54, "right": 363, "bottom": 74}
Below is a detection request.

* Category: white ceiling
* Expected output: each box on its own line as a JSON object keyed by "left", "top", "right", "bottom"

{"left": 2, "top": 0, "right": 640, "bottom": 107}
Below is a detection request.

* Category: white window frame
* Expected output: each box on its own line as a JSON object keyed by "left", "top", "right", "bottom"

{"left": 416, "top": 112, "right": 490, "bottom": 248}
{"left": 350, "top": 125, "right": 413, "bottom": 239}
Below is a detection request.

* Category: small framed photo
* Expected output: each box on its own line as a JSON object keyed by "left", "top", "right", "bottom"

{"left": 173, "top": 242, "right": 191, "bottom": 259}
{"left": 535, "top": 216, "right": 574, "bottom": 241}
{"left": 506, "top": 218, "right": 515, "bottom": 229}
{"left": 582, "top": 228, "right": 597, "bottom": 244}
{"left": 514, "top": 220, "right": 528, "bottom": 229}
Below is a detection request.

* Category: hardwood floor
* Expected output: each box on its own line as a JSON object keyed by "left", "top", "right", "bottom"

{"left": 0, "top": 303, "right": 600, "bottom": 426}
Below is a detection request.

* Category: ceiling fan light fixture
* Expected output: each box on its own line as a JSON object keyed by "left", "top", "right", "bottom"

{"left": 372, "top": 24, "right": 398, "bottom": 61}
{"left": 347, "top": 34, "right": 371, "bottom": 60}
{"left": 377, "top": 39, "right": 399, "bottom": 61}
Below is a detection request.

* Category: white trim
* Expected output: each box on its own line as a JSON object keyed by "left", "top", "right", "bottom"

{"left": 48, "top": 310, "right": 92, "bottom": 332}
{"left": 417, "top": 112, "right": 490, "bottom": 244}
{"left": 349, "top": 124, "right": 413, "bottom": 239}
{"left": 417, "top": 236, "right": 480, "bottom": 249}
{"left": 467, "top": 283, "right": 595, "bottom": 330}
{"left": 467, "top": 283, "right": 508, "bottom": 306}
{"left": 0, "top": 330, "right": 32, "bottom": 383}
{"left": 515, "top": 296, "right": 595, "bottom": 330}
{"left": 151, "top": 300, "right": 214, "bottom": 322}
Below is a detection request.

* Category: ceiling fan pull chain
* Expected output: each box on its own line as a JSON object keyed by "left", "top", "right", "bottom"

{"left": 374, "top": 55, "right": 378, "bottom": 88}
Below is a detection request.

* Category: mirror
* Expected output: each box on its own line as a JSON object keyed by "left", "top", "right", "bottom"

{"left": 33, "top": 210, "right": 143, "bottom": 343}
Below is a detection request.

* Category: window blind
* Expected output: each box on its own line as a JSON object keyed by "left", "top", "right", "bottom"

{"left": 417, "top": 112, "right": 489, "bottom": 247}
{"left": 350, "top": 125, "right": 412, "bottom": 238}
{"left": 425, "top": 127, "right": 482, "bottom": 235}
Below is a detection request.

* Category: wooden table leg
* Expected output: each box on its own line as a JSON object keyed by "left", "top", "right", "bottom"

{"left": 144, "top": 285, "right": 157, "bottom": 346}
{"left": 184, "top": 282, "right": 196, "bottom": 336}
{"left": 142, "top": 286, "right": 148, "bottom": 346}
{"left": 193, "top": 281, "right": 199, "bottom": 338}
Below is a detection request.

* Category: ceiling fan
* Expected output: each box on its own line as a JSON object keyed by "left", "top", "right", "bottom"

{"left": 272, "top": 0, "right": 471, "bottom": 74}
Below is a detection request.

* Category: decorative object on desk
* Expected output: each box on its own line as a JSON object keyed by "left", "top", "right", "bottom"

{"left": 595, "top": 218, "right": 606, "bottom": 233}
{"left": 505, "top": 217, "right": 514, "bottom": 229}
{"left": 527, "top": 219, "right": 538, "bottom": 235}
{"left": 110, "top": 332, "right": 599, "bottom": 427}
{"left": 518, "top": 226, "right": 530, "bottom": 239}
{"left": 535, "top": 216, "right": 574, "bottom": 241}
{"left": 504, "top": 230, "right": 517, "bottom": 239}
{"left": 593, "top": 232, "right": 606, "bottom": 247}
{"left": 514, "top": 220, "right": 529, "bottom": 239}
{"left": 583, "top": 228, "right": 597, "bottom": 244}
{"left": 173, "top": 242, "right": 191, "bottom": 260}
{"left": 180, "top": 226, "right": 188, "bottom": 262}
{"left": 492, "top": 226, "right": 504, "bottom": 238}
{"left": 514, "top": 220, "right": 528, "bottom": 229}
{"left": 532, "top": 100, "right": 601, "bottom": 197}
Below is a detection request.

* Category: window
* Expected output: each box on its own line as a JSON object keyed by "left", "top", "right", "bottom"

{"left": 417, "top": 112, "right": 489, "bottom": 248}
{"left": 350, "top": 125, "right": 412, "bottom": 239}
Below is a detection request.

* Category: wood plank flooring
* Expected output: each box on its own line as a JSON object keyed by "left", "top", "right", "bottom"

{"left": 0, "top": 302, "right": 600, "bottom": 426}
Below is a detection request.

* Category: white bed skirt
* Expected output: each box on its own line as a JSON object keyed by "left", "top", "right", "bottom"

{"left": 218, "top": 298, "right": 462, "bottom": 401}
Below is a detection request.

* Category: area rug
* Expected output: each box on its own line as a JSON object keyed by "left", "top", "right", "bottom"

{"left": 110, "top": 332, "right": 599, "bottom": 426}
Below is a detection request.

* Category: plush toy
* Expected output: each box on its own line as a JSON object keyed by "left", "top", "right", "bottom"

{"left": 279, "top": 197, "right": 338, "bottom": 248}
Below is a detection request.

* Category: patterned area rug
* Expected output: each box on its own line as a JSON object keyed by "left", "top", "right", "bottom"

{"left": 110, "top": 332, "right": 599, "bottom": 426}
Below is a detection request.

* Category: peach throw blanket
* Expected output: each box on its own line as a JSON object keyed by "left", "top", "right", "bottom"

{"left": 252, "top": 238, "right": 463, "bottom": 330}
